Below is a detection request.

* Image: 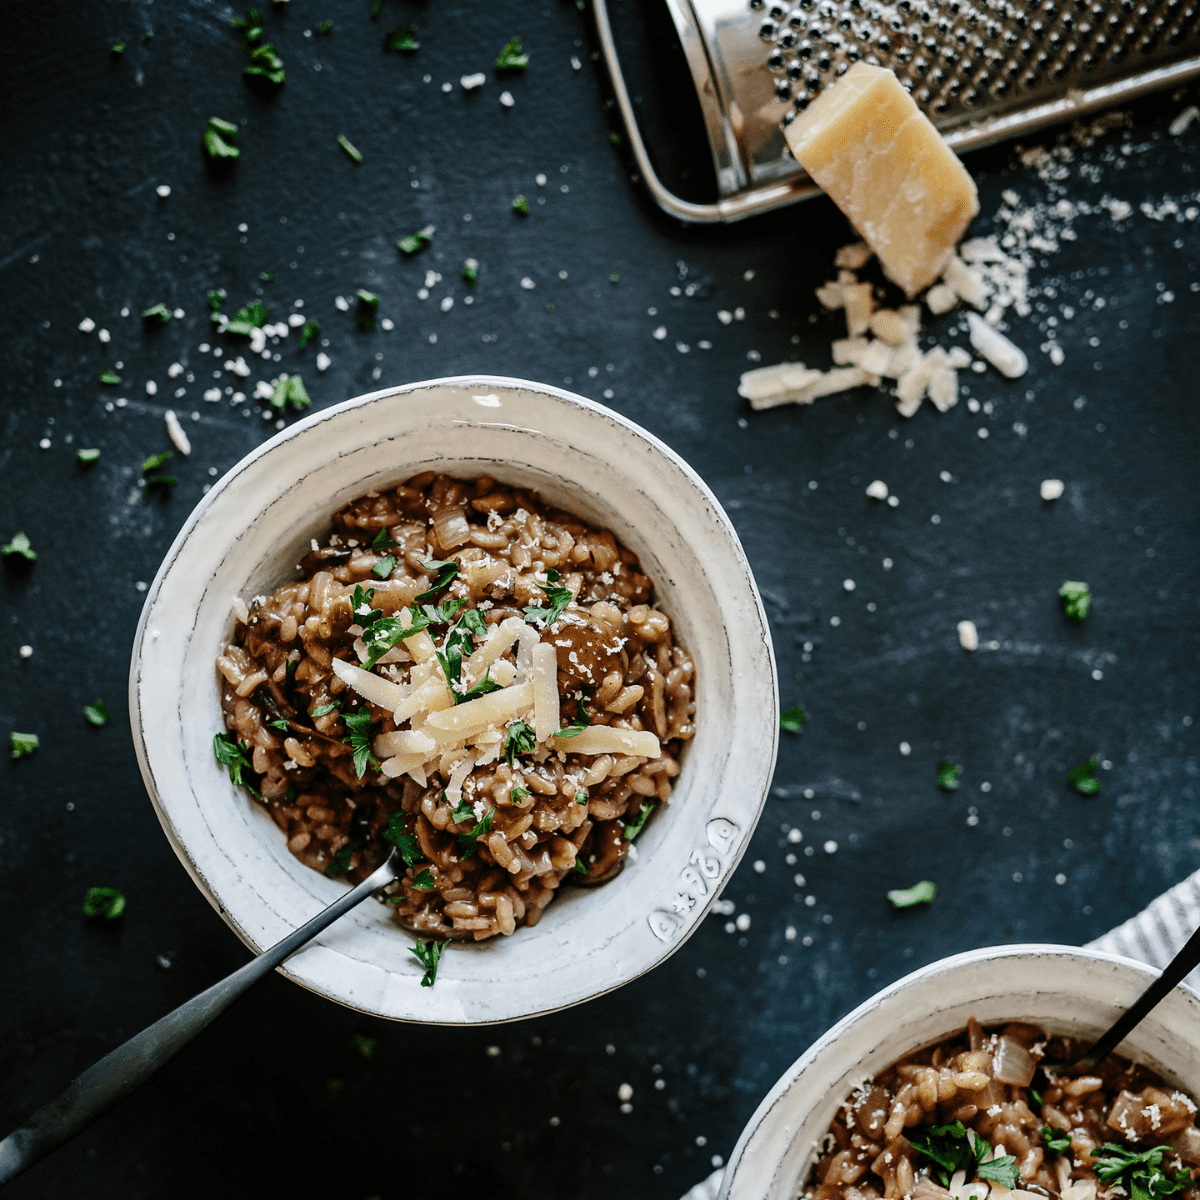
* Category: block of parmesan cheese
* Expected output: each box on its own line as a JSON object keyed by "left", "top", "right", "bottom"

{"left": 784, "top": 63, "right": 979, "bottom": 297}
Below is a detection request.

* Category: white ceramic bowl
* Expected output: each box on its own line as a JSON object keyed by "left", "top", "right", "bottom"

{"left": 719, "top": 944, "right": 1200, "bottom": 1200}
{"left": 129, "top": 376, "right": 778, "bottom": 1024}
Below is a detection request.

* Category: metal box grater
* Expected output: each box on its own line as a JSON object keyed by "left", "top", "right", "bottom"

{"left": 594, "top": 0, "right": 1200, "bottom": 221}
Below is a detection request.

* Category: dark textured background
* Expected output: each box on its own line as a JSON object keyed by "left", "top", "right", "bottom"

{"left": 2, "top": 2, "right": 1198, "bottom": 1197}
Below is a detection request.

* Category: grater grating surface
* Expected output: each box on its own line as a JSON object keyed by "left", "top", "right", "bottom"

{"left": 594, "top": 0, "right": 1200, "bottom": 220}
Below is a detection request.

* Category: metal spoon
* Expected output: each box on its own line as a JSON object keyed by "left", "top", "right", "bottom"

{"left": 1049, "top": 919, "right": 1200, "bottom": 1070}
{"left": 0, "top": 850, "right": 400, "bottom": 1186}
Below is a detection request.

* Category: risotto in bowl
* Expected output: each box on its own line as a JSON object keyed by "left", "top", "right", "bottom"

{"left": 130, "top": 377, "right": 777, "bottom": 1023}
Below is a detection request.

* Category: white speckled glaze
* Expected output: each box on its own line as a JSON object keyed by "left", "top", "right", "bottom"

{"left": 129, "top": 377, "right": 778, "bottom": 1024}
{"left": 719, "top": 944, "right": 1200, "bottom": 1200}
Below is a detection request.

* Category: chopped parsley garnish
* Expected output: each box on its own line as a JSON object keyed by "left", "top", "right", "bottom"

{"left": 511, "top": 787, "right": 530, "bottom": 802}
{"left": 84, "top": 699, "right": 111, "bottom": 727}
{"left": 436, "top": 625, "right": 476, "bottom": 693}
{"left": 411, "top": 938, "right": 444, "bottom": 987}
{"left": 415, "top": 559, "right": 459, "bottom": 602}
{"left": 77, "top": 448, "right": 101, "bottom": 464}
{"left": 458, "top": 609, "right": 488, "bottom": 638}
{"left": 214, "top": 732, "right": 253, "bottom": 786}
{"left": 1068, "top": 755, "right": 1102, "bottom": 795}
{"left": 459, "top": 670, "right": 502, "bottom": 703}
{"left": 623, "top": 802, "right": 654, "bottom": 841}
{"left": 298, "top": 319, "right": 320, "bottom": 349}
{"left": 512, "top": 194, "right": 530, "bottom": 216}
{"left": 204, "top": 117, "right": 240, "bottom": 160}
{"left": 142, "top": 303, "right": 171, "bottom": 324}
{"left": 100, "top": 368, "right": 121, "bottom": 385}
{"left": 270, "top": 374, "right": 311, "bottom": 411}
{"left": 1091, "top": 1143, "right": 1192, "bottom": 1200}
{"left": 356, "top": 288, "right": 379, "bottom": 330}
{"left": 142, "top": 450, "right": 173, "bottom": 472}
{"left": 225, "top": 300, "right": 268, "bottom": 335}
{"left": 910, "top": 1121, "right": 1019, "bottom": 1190}
{"left": 10, "top": 732, "right": 39, "bottom": 759}
{"left": 358, "top": 596, "right": 466, "bottom": 667}
{"left": 780, "top": 704, "right": 808, "bottom": 733}
{"left": 83, "top": 887, "right": 126, "bottom": 920}
{"left": 230, "top": 9, "right": 263, "bottom": 41}
{"left": 2, "top": 532, "right": 36, "bottom": 561}
{"left": 311, "top": 701, "right": 341, "bottom": 717}
{"left": 555, "top": 701, "right": 590, "bottom": 739}
{"left": 371, "top": 526, "right": 396, "bottom": 552}
{"left": 572, "top": 859, "right": 588, "bottom": 875}
{"left": 462, "top": 258, "right": 478, "bottom": 285}
{"left": 1059, "top": 580, "right": 1092, "bottom": 621}
{"left": 342, "top": 709, "right": 378, "bottom": 778}
{"left": 244, "top": 41, "right": 285, "bottom": 84}
{"left": 503, "top": 720, "right": 536, "bottom": 766}
{"left": 1031, "top": 1088, "right": 1044, "bottom": 1107}
{"left": 207, "top": 289, "right": 227, "bottom": 321}
{"left": 285, "top": 658, "right": 298, "bottom": 682}
{"left": 397, "top": 225, "right": 435, "bottom": 255}
{"left": 495, "top": 36, "right": 530, "bottom": 70}
{"left": 337, "top": 134, "right": 363, "bottom": 164}
{"left": 457, "top": 807, "right": 496, "bottom": 859}
{"left": 887, "top": 880, "right": 936, "bottom": 908}
{"left": 385, "top": 22, "right": 419, "bottom": 51}
{"left": 450, "top": 797, "right": 474, "bottom": 823}
{"left": 412, "top": 868, "right": 435, "bottom": 889}
{"left": 524, "top": 573, "right": 572, "bottom": 627}
{"left": 268, "top": 718, "right": 289, "bottom": 732}
{"left": 324, "top": 845, "right": 356, "bottom": 877}
{"left": 576, "top": 790, "right": 588, "bottom": 805}
{"left": 937, "top": 758, "right": 962, "bottom": 791}
{"left": 372, "top": 554, "right": 397, "bottom": 579}
{"left": 315, "top": 20, "right": 332, "bottom": 34}
{"left": 1041, "top": 1126, "right": 1072, "bottom": 1155}
{"left": 382, "top": 815, "right": 423, "bottom": 864}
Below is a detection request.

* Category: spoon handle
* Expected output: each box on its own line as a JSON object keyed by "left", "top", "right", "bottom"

{"left": 1082, "top": 918, "right": 1200, "bottom": 1067}
{"left": 0, "top": 856, "right": 398, "bottom": 1186}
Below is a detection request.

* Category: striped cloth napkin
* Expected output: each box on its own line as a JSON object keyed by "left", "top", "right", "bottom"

{"left": 680, "top": 867, "right": 1200, "bottom": 1200}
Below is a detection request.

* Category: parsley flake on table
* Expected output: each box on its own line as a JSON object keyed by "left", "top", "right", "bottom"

{"left": 259, "top": 270, "right": 275, "bottom": 283}
{"left": 512, "top": 193, "right": 530, "bottom": 216}
{"left": 495, "top": 37, "right": 530, "bottom": 70}
{"left": 1041, "top": 1126, "right": 1072, "bottom": 1155}
{"left": 142, "top": 450, "right": 172, "bottom": 472}
{"left": 99, "top": 368, "right": 121, "bottom": 385}
{"left": 342, "top": 709, "right": 378, "bottom": 778}
{"left": 415, "top": 558, "right": 459, "bottom": 602}
{"left": 204, "top": 116, "right": 240, "bottom": 160}
{"left": 225, "top": 300, "right": 268, "bottom": 336}
{"left": 1059, "top": 580, "right": 1092, "bottom": 621}
{"left": 461, "top": 258, "right": 478, "bottom": 285}
{"left": 780, "top": 704, "right": 808, "bottom": 733}
{"left": 230, "top": 9, "right": 263, "bottom": 41}
{"left": 10, "top": 732, "right": 39, "bottom": 759}
{"left": 84, "top": 699, "right": 111, "bottom": 727}
{"left": 887, "top": 880, "right": 936, "bottom": 908}
{"left": 315, "top": 20, "right": 332, "bottom": 34}
{"left": 457, "top": 807, "right": 496, "bottom": 859}
{"left": 1091, "top": 1143, "right": 1192, "bottom": 1200}
{"left": 523, "top": 572, "right": 572, "bottom": 627}
{"left": 298, "top": 318, "right": 320, "bottom": 349}
{"left": 145, "top": 475, "right": 177, "bottom": 490}
{"left": 244, "top": 42, "right": 285, "bottom": 84}
{"left": 610, "top": 270, "right": 621, "bottom": 283}
{"left": 213, "top": 731, "right": 253, "bottom": 786}
{"left": 503, "top": 720, "right": 536, "bottom": 766}
{"left": 142, "top": 303, "right": 171, "bottom": 324}
{"left": 83, "top": 887, "right": 126, "bottom": 920}
{"left": 623, "top": 802, "right": 654, "bottom": 841}
{"left": 77, "top": 448, "right": 101, "bottom": 464}
{"left": 3, "top": 531, "right": 36, "bottom": 561}
{"left": 385, "top": 22, "right": 419, "bottom": 51}
{"left": 207, "top": 289, "right": 227, "bottom": 323}
{"left": 411, "top": 938, "right": 444, "bottom": 987}
{"left": 270, "top": 374, "right": 311, "bottom": 411}
{"left": 356, "top": 288, "right": 379, "bottom": 330}
{"left": 937, "top": 758, "right": 962, "bottom": 790}
{"left": 337, "top": 134, "right": 363, "bottom": 164}
{"left": 111, "top": 42, "right": 125, "bottom": 55}
{"left": 397, "top": 225, "right": 434, "bottom": 255}
{"left": 1068, "top": 755, "right": 1102, "bottom": 795}
{"left": 910, "top": 1121, "right": 1019, "bottom": 1190}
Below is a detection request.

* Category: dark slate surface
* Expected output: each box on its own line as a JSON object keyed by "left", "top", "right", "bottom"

{"left": 2, "top": 3, "right": 1198, "bottom": 1198}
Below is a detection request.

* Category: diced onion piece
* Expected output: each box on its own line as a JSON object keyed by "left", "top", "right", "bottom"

{"left": 425, "top": 682, "right": 534, "bottom": 742}
{"left": 331, "top": 656, "right": 410, "bottom": 710}
{"left": 393, "top": 674, "right": 454, "bottom": 722}
{"left": 380, "top": 751, "right": 429, "bottom": 779}
{"left": 531, "top": 642, "right": 560, "bottom": 742}
{"left": 432, "top": 505, "right": 470, "bottom": 549}
{"left": 464, "top": 615, "right": 524, "bottom": 681}
{"left": 373, "top": 729, "right": 436, "bottom": 758}
{"left": 551, "top": 727, "right": 660, "bottom": 758}
{"left": 992, "top": 1036, "right": 1036, "bottom": 1086}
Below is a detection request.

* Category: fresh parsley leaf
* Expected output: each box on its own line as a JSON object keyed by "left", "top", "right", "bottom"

{"left": 315, "top": 20, "right": 332, "bottom": 34}
{"left": 371, "top": 554, "right": 397, "bottom": 580}
{"left": 1068, "top": 755, "right": 1102, "bottom": 795}
{"left": 977, "top": 1155, "right": 1020, "bottom": 1189}
{"left": 10, "top": 732, "right": 39, "bottom": 759}
{"left": 458, "top": 609, "right": 487, "bottom": 638}
{"left": 100, "top": 368, "right": 121, "bottom": 385}
{"left": 371, "top": 526, "right": 396, "bottom": 552}
{"left": 887, "top": 880, "right": 936, "bottom": 908}
{"left": 462, "top": 258, "right": 478, "bottom": 285}
{"left": 410, "top": 938, "right": 444, "bottom": 987}
{"left": 356, "top": 288, "right": 379, "bottom": 330}
{"left": 555, "top": 702, "right": 590, "bottom": 739}
{"left": 207, "top": 288, "right": 227, "bottom": 319}
{"left": 503, "top": 720, "right": 536, "bottom": 766}
{"left": 244, "top": 41, "right": 285, "bottom": 83}
{"left": 1091, "top": 1143, "right": 1192, "bottom": 1200}
{"left": 623, "top": 802, "right": 654, "bottom": 841}
{"left": 436, "top": 626, "right": 475, "bottom": 694}
{"left": 225, "top": 300, "right": 268, "bottom": 336}
{"left": 83, "top": 699, "right": 111, "bottom": 727}
{"left": 285, "top": 658, "right": 298, "bottom": 683}
{"left": 1059, "top": 580, "right": 1092, "bottom": 621}
{"left": 383, "top": 815, "right": 422, "bottom": 862}
{"left": 572, "top": 859, "right": 588, "bottom": 875}
{"left": 324, "top": 845, "right": 356, "bottom": 877}
{"left": 230, "top": 9, "right": 263, "bottom": 39}
{"left": 511, "top": 787, "right": 530, "bottom": 802}
{"left": 780, "top": 704, "right": 808, "bottom": 733}
{"left": 311, "top": 701, "right": 341, "bottom": 718}
{"left": 337, "top": 134, "right": 363, "bottom": 164}
{"left": 297, "top": 318, "right": 321, "bottom": 349}
{"left": 450, "top": 797, "right": 475, "bottom": 824}
{"left": 2, "top": 531, "right": 36, "bottom": 561}
{"left": 1041, "top": 1126, "right": 1072, "bottom": 1155}
{"left": 83, "top": 887, "right": 126, "bottom": 919}
{"left": 416, "top": 559, "right": 459, "bottom": 602}
{"left": 937, "top": 758, "right": 962, "bottom": 791}
{"left": 1031, "top": 1089, "right": 1044, "bottom": 1107}
{"left": 909, "top": 1121, "right": 980, "bottom": 1186}
{"left": 397, "top": 225, "right": 435, "bottom": 255}
{"left": 512, "top": 193, "right": 530, "bottom": 216}
{"left": 523, "top": 577, "right": 572, "bottom": 628}
{"left": 77, "top": 448, "right": 101, "bottom": 464}
{"left": 412, "top": 868, "right": 435, "bottom": 889}
{"left": 270, "top": 374, "right": 311, "bottom": 411}
{"left": 268, "top": 718, "right": 289, "bottom": 732}
{"left": 204, "top": 127, "right": 240, "bottom": 159}
{"left": 456, "top": 807, "right": 496, "bottom": 859}
{"left": 351, "top": 584, "right": 379, "bottom": 621}
{"left": 143, "top": 450, "right": 173, "bottom": 472}
{"left": 213, "top": 731, "right": 253, "bottom": 786}
{"left": 342, "top": 709, "right": 378, "bottom": 778}
{"left": 576, "top": 790, "right": 588, "bottom": 805}
{"left": 385, "top": 22, "right": 419, "bottom": 51}
{"left": 360, "top": 599, "right": 466, "bottom": 668}
{"left": 459, "top": 670, "right": 501, "bottom": 703}
{"left": 142, "top": 303, "right": 171, "bottom": 324}
{"left": 495, "top": 36, "right": 530, "bottom": 70}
